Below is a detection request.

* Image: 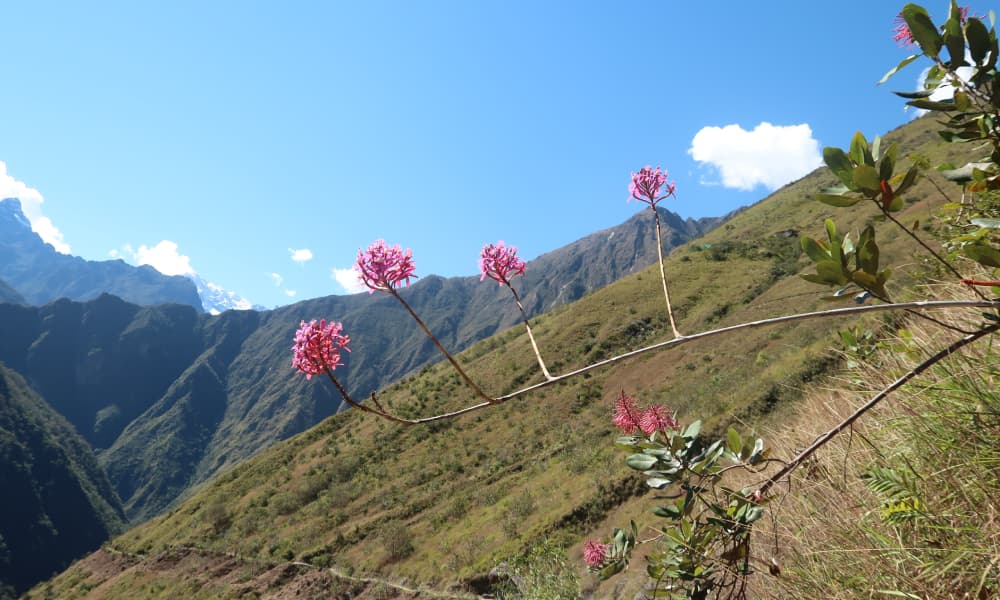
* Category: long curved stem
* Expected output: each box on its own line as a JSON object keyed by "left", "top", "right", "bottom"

{"left": 651, "top": 207, "right": 683, "bottom": 338}
{"left": 508, "top": 284, "right": 554, "bottom": 380}
{"left": 336, "top": 299, "right": 998, "bottom": 425}
{"left": 388, "top": 288, "right": 494, "bottom": 403}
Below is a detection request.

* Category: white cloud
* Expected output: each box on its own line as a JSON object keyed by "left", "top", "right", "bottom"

{"left": 132, "top": 240, "right": 196, "bottom": 276}
{"left": 0, "top": 161, "right": 70, "bottom": 253}
{"left": 270, "top": 272, "right": 284, "bottom": 287}
{"left": 284, "top": 289, "right": 297, "bottom": 297}
{"left": 289, "top": 248, "right": 313, "bottom": 263}
{"left": 908, "top": 64, "right": 975, "bottom": 118}
{"left": 688, "top": 122, "right": 823, "bottom": 191}
{"left": 332, "top": 267, "right": 367, "bottom": 294}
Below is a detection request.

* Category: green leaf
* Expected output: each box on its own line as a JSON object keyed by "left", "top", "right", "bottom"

{"left": 823, "top": 147, "right": 855, "bottom": 187}
{"left": 825, "top": 218, "right": 838, "bottom": 242}
{"left": 954, "top": 90, "right": 972, "bottom": 112}
{"left": 815, "top": 193, "right": 863, "bottom": 207}
{"left": 820, "top": 184, "right": 850, "bottom": 195}
{"left": 626, "top": 453, "right": 659, "bottom": 471}
{"left": 817, "top": 260, "right": 849, "bottom": 285}
{"left": 878, "top": 142, "right": 898, "bottom": 181}
{"left": 682, "top": 420, "right": 701, "bottom": 440}
{"left": 857, "top": 225, "right": 880, "bottom": 274}
{"left": 646, "top": 478, "right": 672, "bottom": 489}
{"left": 895, "top": 165, "right": 920, "bottom": 195}
{"left": 966, "top": 18, "right": 991, "bottom": 65}
{"left": 891, "top": 88, "right": 934, "bottom": 99}
{"left": 653, "top": 504, "right": 681, "bottom": 519}
{"left": 849, "top": 131, "right": 871, "bottom": 166}
{"left": 851, "top": 271, "right": 888, "bottom": 298}
{"left": 726, "top": 428, "right": 742, "bottom": 454}
{"left": 852, "top": 164, "right": 881, "bottom": 191}
{"left": 942, "top": 8, "right": 966, "bottom": 69}
{"left": 907, "top": 98, "right": 956, "bottom": 111}
{"left": 942, "top": 162, "right": 994, "bottom": 182}
{"left": 923, "top": 63, "right": 945, "bottom": 89}
{"left": 902, "top": 3, "right": 943, "bottom": 58}
{"left": 971, "top": 218, "right": 1000, "bottom": 229}
{"left": 964, "top": 244, "right": 1000, "bottom": 267}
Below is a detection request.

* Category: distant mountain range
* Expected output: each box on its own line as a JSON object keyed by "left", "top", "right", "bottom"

{"left": 0, "top": 198, "right": 203, "bottom": 311}
{"left": 0, "top": 198, "right": 262, "bottom": 315}
{"left": 0, "top": 200, "right": 722, "bottom": 535}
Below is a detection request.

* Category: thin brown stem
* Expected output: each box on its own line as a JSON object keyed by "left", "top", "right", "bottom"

{"left": 344, "top": 299, "right": 998, "bottom": 426}
{"left": 755, "top": 321, "right": 1000, "bottom": 498}
{"left": 651, "top": 206, "right": 683, "bottom": 338}
{"left": 322, "top": 367, "right": 413, "bottom": 425}
{"left": 388, "top": 288, "right": 494, "bottom": 403}
{"left": 876, "top": 199, "right": 982, "bottom": 298}
{"left": 508, "top": 284, "right": 554, "bottom": 380}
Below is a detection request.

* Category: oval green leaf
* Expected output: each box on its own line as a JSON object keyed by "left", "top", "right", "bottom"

{"left": 626, "top": 453, "right": 659, "bottom": 471}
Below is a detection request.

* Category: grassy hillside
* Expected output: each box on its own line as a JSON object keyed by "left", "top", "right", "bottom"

{"left": 746, "top": 308, "right": 999, "bottom": 599}
{"left": 28, "top": 113, "right": 986, "bottom": 598}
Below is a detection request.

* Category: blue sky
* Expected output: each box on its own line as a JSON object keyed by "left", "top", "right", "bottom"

{"left": 0, "top": 1, "right": 933, "bottom": 308}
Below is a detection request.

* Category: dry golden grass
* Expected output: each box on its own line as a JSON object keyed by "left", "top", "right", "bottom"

{"left": 743, "top": 289, "right": 999, "bottom": 599}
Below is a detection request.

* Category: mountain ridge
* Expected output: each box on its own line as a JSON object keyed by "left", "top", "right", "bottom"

{"left": 0, "top": 198, "right": 204, "bottom": 311}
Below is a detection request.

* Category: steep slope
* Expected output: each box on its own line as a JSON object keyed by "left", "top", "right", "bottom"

{"left": 0, "top": 363, "right": 125, "bottom": 597}
{"left": 0, "top": 198, "right": 203, "bottom": 310}
{"left": 0, "top": 279, "right": 24, "bottom": 305}
{"left": 0, "top": 205, "right": 717, "bottom": 523}
{"left": 27, "top": 114, "right": 968, "bottom": 599}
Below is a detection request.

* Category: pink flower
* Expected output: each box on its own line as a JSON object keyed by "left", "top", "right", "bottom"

{"left": 892, "top": 13, "right": 915, "bottom": 47}
{"left": 355, "top": 239, "right": 418, "bottom": 293}
{"left": 639, "top": 405, "right": 678, "bottom": 435}
{"left": 629, "top": 166, "right": 676, "bottom": 206}
{"left": 479, "top": 241, "right": 526, "bottom": 286}
{"left": 612, "top": 390, "right": 641, "bottom": 434}
{"left": 291, "top": 319, "right": 351, "bottom": 379}
{"left": 583, "top": 540, "right": 610, "bottom": 569}
{"left": 894, "top": 7, "right": 976, "bottom": 48}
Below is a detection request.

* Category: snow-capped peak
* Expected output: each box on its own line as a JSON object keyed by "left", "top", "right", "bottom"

{"left": 188, "top": 273, "right": 263, "bottom": 315}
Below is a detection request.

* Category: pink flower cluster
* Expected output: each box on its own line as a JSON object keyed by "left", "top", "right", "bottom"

{"left": 613, "top": 389, "right": 677, "bottom": 435}
{"left": 891, "top": 13, "right": 916, "bottom": 47}
{"left": 629, "top": 166, "right": 675, "bottom": 207}
{"left": 583, "top": 539, "right": 610, "bottom": 569}
{"left": 355, "top": 239, "right": 417, "bottom": 293}
{"left": 291, "top": 319, "right": 351, "bottom": 379}
{"left": 479, "top": 241, "right": 526, "bottom": 286}
{"left": 893, "top": 6, "right": 975, "bottom": 48}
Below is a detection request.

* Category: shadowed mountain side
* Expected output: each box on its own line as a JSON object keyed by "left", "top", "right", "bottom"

{"left": 0, "top": 279, "right": 24, "bottom": 305}
{"left": 0, "top": 363, "right": 125, "bottom": 597}
{"left": 0, "top": 198, "right": 203, "bottom": 311}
